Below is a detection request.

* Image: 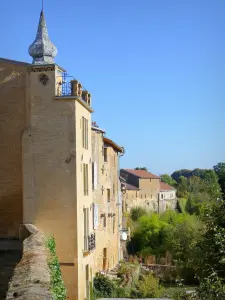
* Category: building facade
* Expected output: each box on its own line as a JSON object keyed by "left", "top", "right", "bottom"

{"left": 0, "top": 10, "right": 124, "bottom": 300}
{"left": 159, "top": 182, "right": 177, "bottom": 213}
{"left": 92, "top": 126, "right": 124, "bottom": 274}
{"left": 120, "top": 169, "right": 177, "bottom": 216}
{"left": 120, "top": 169, "right": 161, "bottom": 212}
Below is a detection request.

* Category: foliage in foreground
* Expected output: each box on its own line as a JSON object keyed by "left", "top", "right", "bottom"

{"left": 93, "top": 271, "right": 164, "bottom": 299}
{"left": 130, "top": 206, "right": 147, "bottom": 222}
{"left": 131, "top": 274, "right": 164, "bottom": 298}
{"left": 46, "top": 236, "right": 67, "bottom": 300}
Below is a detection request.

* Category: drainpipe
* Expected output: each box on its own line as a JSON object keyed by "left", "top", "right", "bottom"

{"left": 117, "top": 147, "right": 125, "bottom": 263}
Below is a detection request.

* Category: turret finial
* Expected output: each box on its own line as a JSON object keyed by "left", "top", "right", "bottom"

{"left": 28, "top": 10, "right": 57, "bottom": 65}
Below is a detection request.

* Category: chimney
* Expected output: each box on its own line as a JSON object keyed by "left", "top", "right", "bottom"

{"left": 82, "top": 90, "right": 92, "bottom": 106}
{"left": 71, "top": 80, "right": 82, "bottom": 97}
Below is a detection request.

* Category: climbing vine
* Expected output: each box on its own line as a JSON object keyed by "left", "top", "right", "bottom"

{"left": 46, "top": 236, "right": 67, "bottom": 300}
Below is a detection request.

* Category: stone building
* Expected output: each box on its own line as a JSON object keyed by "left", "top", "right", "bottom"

{"left": 0, "top": 9, "right": 124, "bottom": 300}
{"left": 120, "top": 169, "right": 161, "bottom": 212}
{"left": 159, "top": 182, "right": 177, "bottom": 213}
{"left": 91, "top": 125, "right": 124, "bottom": 273}
{"left": 120, "top": 169, "right": 177, "bottom": 216}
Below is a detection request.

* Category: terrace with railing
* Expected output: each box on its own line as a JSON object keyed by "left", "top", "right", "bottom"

{"left": 56, "top": 72, "right": 91, "bottom": 107}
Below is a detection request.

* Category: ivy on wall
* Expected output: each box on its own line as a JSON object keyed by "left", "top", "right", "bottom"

{"left": 46, "top": 236, "right": 67, "bottom": 300}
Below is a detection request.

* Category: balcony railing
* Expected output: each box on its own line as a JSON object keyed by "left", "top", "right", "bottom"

{"left": 56, "top": 72, "right": 74, "bottom": 97}
{"left": 88, "top": 233, "right": 96, "bottom": 251}
{"left": 56, "top": 72, "right": 92, "bottom": 106}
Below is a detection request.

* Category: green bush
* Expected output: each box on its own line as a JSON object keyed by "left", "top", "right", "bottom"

{"left": 130, "top": 206, "right": 147, "bottom": 221}
{"left": 46, "top": 236, "right": 67, "bottom": 300}
{"left": 134, "top": 274, "right": 164, "bottom": 298}
{"left": 93, "top": 274, "right": 116, "bottom": 298}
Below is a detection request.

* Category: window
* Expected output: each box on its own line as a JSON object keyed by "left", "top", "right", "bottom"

{"left": 102, "top": 215, "right": 107, "bottom": 228}
{"left": 92, "top": 162, "right": 97, "bottom": 190}
{"left": 113, "top": 216, "right": 115, "bottom": 233}
{"left": 107, "top": 189, "right": 110, "bottom": 202}
{"left": 83, "top": 163, "right": 89, "bottom": 195}
{"left": 82, "top": 117, "right": 88, "bottom": 149}
{"left": 161, "top": 194, "right": 163, "bottom": 199}
{"left": 93, "top": 204, "right": 99, "bottom": 230}
{"left": 84, "top": 208, "right": 89, "bottom": 251}
{"left": 104, "top": 147, "right": 108, "bottom": 162}
{"left": 113, "top": 184, "right": 115, "bottom": 196}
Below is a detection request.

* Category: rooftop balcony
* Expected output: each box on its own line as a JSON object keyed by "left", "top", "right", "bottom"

{"left": 56, "top": 72, "right": 92, "bottom": 107}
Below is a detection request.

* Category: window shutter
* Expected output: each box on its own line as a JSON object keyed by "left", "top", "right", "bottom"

{"left": 93, "top": 204, "right": 99, "bottom": 230}
{"left": 94, "top": 162, "right": 97, "bottom": 190}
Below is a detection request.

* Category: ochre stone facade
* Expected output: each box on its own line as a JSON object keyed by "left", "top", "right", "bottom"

{"left": 91, "top": 128, "right": 123, "bottom": 273}
{"left": 0, "top": 58, "right": 123, "bottom": 300}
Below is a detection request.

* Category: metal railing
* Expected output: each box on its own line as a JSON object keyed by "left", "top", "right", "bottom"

{"left": 56, "top": 72, "right": 74, "bottom": 96}
{"left": 88, "top": 233, "right": 96, "bottom": 251}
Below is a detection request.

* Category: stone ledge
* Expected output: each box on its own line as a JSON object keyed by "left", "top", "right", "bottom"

{"left": 6, "top": 224, "right": 53, "bottom": 300}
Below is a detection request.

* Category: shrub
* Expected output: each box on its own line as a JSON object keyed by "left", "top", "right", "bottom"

{"left": 46, "top": 236, "right": 67, "bottom": 300}
{"left": 135, "top": 274, "right": 164, "bottom": 298}
{"left": 93, "top": 274, "right": 116, "bottom": 298}
{"left": 196, "top": 273, "right": 225, "bottom": 300}
{"left": 130, "top": 207, "right": 147, "bottom": 221}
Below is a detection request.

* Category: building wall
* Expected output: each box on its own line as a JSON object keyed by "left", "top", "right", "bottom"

{"left": 0, "top": 59, "right": 121, "bottom": 300}
{"left": 22, "top": 64, "right": 94, "bottom": 300}
{"left": 159, "top": 190, "right": 177, "bottom": 213}
{"left": 0, "top": 60, "right": 28, "bottom": 237}
{"left": 91, "top": 129, "right": 121, "bottom": 275}
{"left": 122, "top": 176, "right": 160, "bottom": 214}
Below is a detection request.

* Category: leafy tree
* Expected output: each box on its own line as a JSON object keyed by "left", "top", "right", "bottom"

{"left": 191, "top": 200, "right": 225, "bottom": 281}
{"left": 171, "top": 169, "right": 192, "bottom": 182}
{"left": 213, "top": 162, "right": 225, "bottom": 199}
{"left": 160, "top": 174, "right": 177, "bottom": 187}
{"left": 127, "top": 214, "right": 169, "bottom": 257}
{"left": 134, "top": 167, "right": 148, "bottom": 171}
{"left": 176, "top": 176, "right": 189, "bottom": 198}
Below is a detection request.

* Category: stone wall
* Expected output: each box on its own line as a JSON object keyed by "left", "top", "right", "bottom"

{"left": 6, "top": 224, "right": 52, "bottom": 300}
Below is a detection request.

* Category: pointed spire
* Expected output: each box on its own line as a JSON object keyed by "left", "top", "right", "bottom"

{"left": 29, "top": 10, "right": 57, "bottom": 65}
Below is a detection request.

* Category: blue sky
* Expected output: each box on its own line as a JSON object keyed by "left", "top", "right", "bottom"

{"left": 1, "top": 0, "right": 224, "bottom": 174}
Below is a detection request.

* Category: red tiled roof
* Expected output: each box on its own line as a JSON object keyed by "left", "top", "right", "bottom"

{"left": 123, "top": 169, "right": 160, "bottom": 179}
{"left": 124, "top": 182, "right": 139, "bottom": 191}
{"left": 160, "top": 182, "right": 175, "bottom": 191}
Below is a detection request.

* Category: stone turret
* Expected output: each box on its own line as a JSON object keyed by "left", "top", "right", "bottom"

{"left": 28, "top": 10, "right": 57, "bottom": 65}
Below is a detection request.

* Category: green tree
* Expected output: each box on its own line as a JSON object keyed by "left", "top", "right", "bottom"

{"left": 135, "top": 167, "right": 148, "bottom": 171}
{"left": 160, "top": 174, "right": 177, "bottom": 187}
{"left": 176, "top": 176, "right": 189, "bottom": 198}
{"left": 192, "top": 200, "right": 225, "bottom": 281}
{"left": 127, "top": 214, "right": 169, "bottom": 258}
{"left": 171, "top": 169, "right": 192, "bottom": 182}
{"left": 213, "top": 162, "right": 225, "bottom": 199}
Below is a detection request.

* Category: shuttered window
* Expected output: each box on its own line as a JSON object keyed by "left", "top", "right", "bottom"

{"left": 82, "top": 117, "right": 88, "bottom": 149}
{"left": 83, "top": 163, "right": 89, "bottom": 196}
{"left": 92, "top": 162, "right": 97, "bottom": 190}
{"left": 93, "top": 204, "right": 99, "bottom": 230}
{"left": 84, "top": 208, "right": 89, "bottom": 251}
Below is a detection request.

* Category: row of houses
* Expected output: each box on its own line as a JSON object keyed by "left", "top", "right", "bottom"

{"left": 0, "top": 9, "right": 176, "bottom": 300}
